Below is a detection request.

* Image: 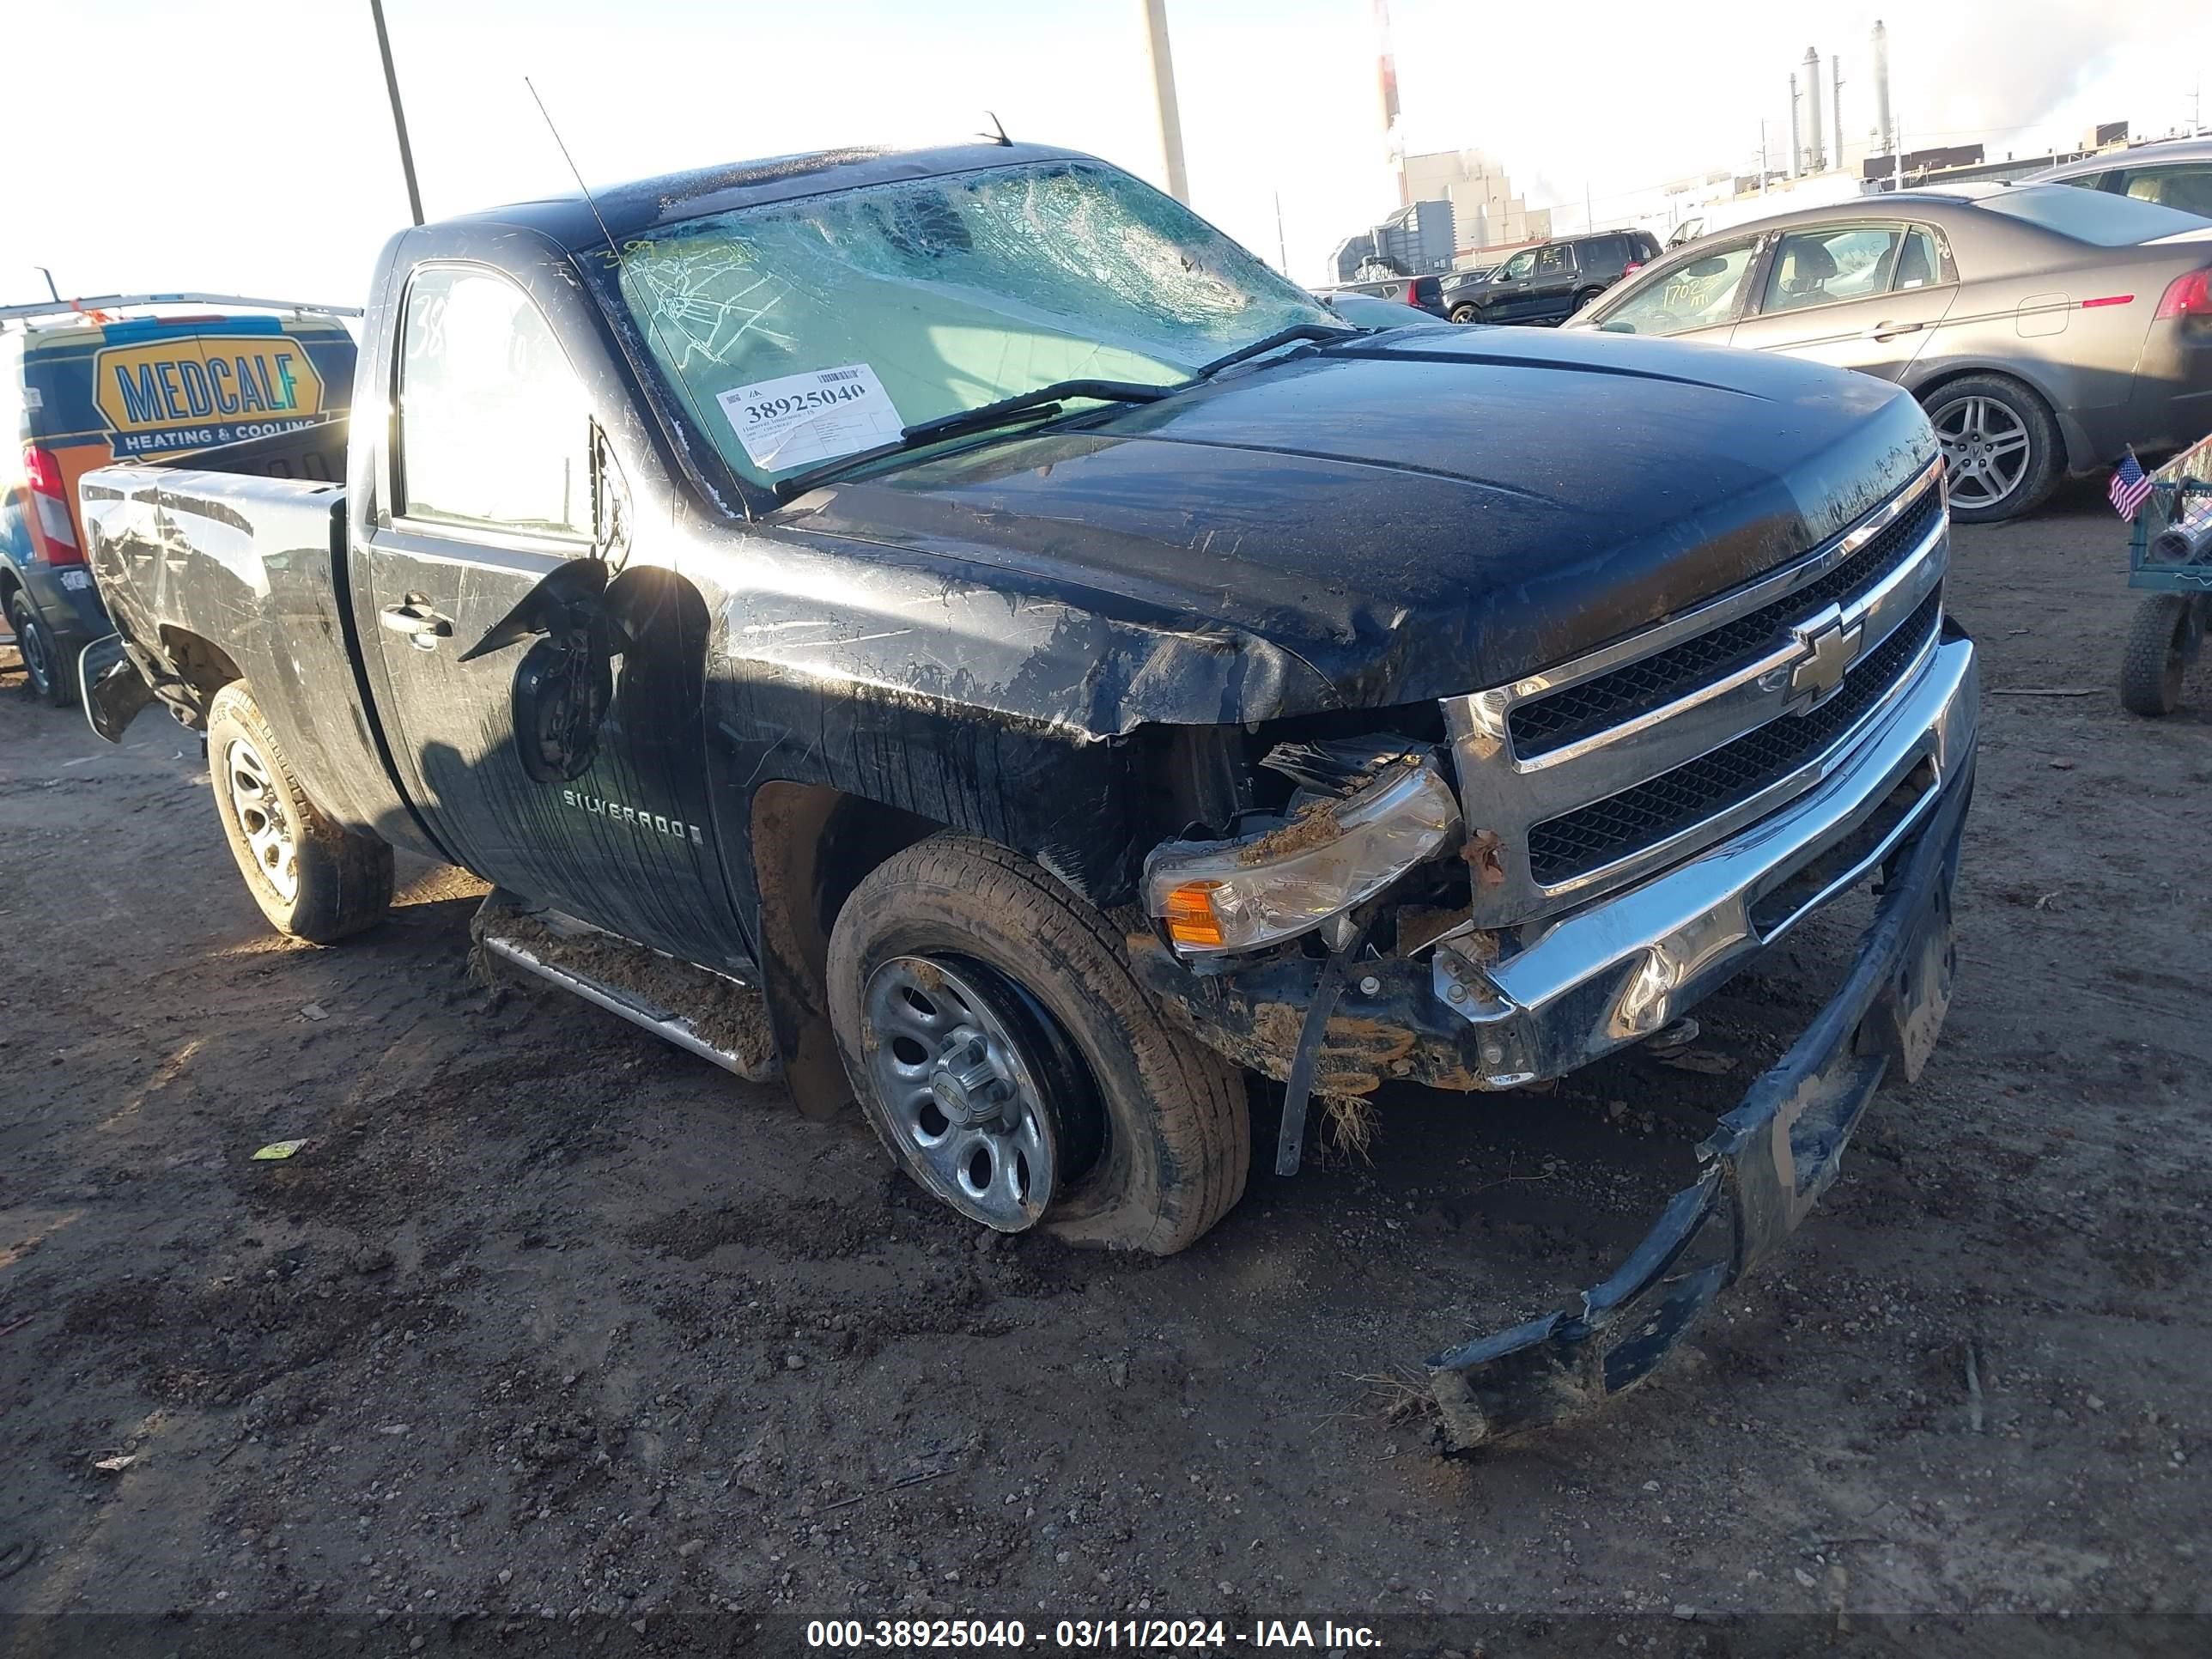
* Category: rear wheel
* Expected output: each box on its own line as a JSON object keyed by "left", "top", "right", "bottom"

{"left": 2118, "top": 593, "right": 2205, "bottom": 717}
{"left": 826, "top": 836, "right": 1249, "bottom": 1254}
{"left": 1922, "top": 374, "right": 2062, "bottom": 523}
{"left": 207, "top": 683, "right": 393, "bottom": 943}
{"left": 1571, "top": 286, "right": 1605, "bottom": 315}
{"left": 6, "top": 589, "right": 72, "bottom": 708}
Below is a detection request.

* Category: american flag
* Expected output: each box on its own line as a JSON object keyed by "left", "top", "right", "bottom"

{"left": 2109, "top": 450, "right": 2155, "bottom": 521}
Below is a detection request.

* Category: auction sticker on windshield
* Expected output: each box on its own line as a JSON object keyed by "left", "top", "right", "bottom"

{"left": 715, "top": 365, "right": 903, "bottom": 473}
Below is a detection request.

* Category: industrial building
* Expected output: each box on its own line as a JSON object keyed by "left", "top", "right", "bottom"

{"left": 1403, "top": 149, "right": 1553, "bottom": 254}
{"left": 1329, "top": 149, "right": 1553, "bottom": 281}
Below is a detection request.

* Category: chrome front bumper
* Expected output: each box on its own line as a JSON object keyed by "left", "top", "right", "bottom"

{"left": 1428, "top": 678, "right": 1975, "bottom": 1448}
{"left": 1130, "top": 626, "right": 1978, "bottom": 1107}
{"left": 1431, "top": 628, "right": 1978, "bottom": 1087}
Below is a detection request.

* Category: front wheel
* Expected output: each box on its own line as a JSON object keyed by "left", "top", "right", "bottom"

{"left": 6, "top": 589, "right": 73, "bottom": 708}
{"left": 1922, "top": 374, "right": 2062, "bottom": 523}
{"left": 1449, "top": 303, "right": 1480, "bottom": 325}
{"left": 207, "top": 683, "right": 393, "bottom": 942}
{"left": 826, "top": 836, "right": 1249, "bottom": 1254}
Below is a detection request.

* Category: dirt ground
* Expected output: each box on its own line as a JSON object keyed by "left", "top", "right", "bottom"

{"left": 3, "top": 481, "right": 2209, "bottom": 1656}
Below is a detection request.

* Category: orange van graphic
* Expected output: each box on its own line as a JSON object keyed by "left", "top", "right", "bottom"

{"left": 94, "top": 335, "right": 329, "bottom": 456}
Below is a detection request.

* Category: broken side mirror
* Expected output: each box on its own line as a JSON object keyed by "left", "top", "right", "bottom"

{"left": 459, "top": 423, "right": 647, "bottom": 782}
{"left": 592, "top": 420, "right": 631, "bottom": 571}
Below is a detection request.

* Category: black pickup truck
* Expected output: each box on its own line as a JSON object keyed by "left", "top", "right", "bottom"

{"left": 76, "top": 143, "right": 1978, "bottom": 1449}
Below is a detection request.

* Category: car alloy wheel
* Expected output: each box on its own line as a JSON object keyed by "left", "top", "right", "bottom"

{"left": 1931, "top": 395, "right": 2032, "bottom": 512}
{"left": 223, "top": 734, "right": 301, "bottom": 904}
{"left": 859, "top": 955, "right": 1074, "bottom": 1231}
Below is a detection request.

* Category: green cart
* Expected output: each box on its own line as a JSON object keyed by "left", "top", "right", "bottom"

{"left": 2119, "top": 431, "right": 2212, "bottom": 717}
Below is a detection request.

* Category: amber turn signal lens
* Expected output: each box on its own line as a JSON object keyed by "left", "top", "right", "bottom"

{"left": 1162, "top": 881, "right": 1226, "bottom": 948}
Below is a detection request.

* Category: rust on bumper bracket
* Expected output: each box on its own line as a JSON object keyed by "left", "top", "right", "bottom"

{"left": 1425, "top": 752, "right": 1974, "bottom": 1452}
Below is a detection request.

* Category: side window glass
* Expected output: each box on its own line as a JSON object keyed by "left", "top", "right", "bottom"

{"left": 1536, "top": 246, "right": 1573, "bottom": 276}
{"left": 1759, "top": 227, "right": 1901, "bottom": 313}
{"left": 1499, "top": 250, "right": 1535, "bottom": 281}
{"left": 399, "top": 267, "right": 592, "bottom": 537}
{"left": 1893, "top": 228, "right": 1942, "bottom": 289}
{"left": 1593, "top": 240, "right": 1759, "bottom": 337}
{"left": 2119, "top": 165, "right": 2212, "bottom": 217}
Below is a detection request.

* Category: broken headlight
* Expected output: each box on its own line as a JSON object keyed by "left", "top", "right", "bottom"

{"left": 1144, "top": 757, "right": 1462, "bottom": 956}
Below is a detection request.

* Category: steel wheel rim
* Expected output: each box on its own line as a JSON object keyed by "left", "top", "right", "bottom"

{"left": 1933, "top": 395, "right": 2031, "bottom": 509}
{"left": 13, "top": 607, "right": 52, "bottom": 694}
{"left": 224, "top": 736, "right": 299, "bottom": 903}
{"left": 860, "top": 956, "right": 1060, "bottom": 1231}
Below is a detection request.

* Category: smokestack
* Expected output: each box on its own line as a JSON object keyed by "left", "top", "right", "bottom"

{"left": 1803, "top": 46, "right": 1825, "bottom": 172}
{"left": 1375, "top": 0, "right": 1407, "bottom": 207}
{"left": 1789, "top": 72, "right": 1803, "bottom": 180}
{"left": 1872, "top": 19, "right": 1894, "bottom": 158}
{"left": 1832, "top": 53, "right": 1844, "bottom": 173}
{"left": 1138, "top": 0, "right": 1190, "bottom": 205}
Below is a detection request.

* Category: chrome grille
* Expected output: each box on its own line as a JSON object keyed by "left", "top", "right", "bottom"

{"left": 1510, "top": 489, "right": 1946, "bottom": 757}
{"left": 1438, "top": 458, "right": 1949, "bottom": 928}
{"left": 1525, "top": 588, "right": 1942, "bottom": 886}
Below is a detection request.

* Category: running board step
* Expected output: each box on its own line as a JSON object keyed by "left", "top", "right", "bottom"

{"left": 471, "top": 898, "right": 781, "bottom": 1085}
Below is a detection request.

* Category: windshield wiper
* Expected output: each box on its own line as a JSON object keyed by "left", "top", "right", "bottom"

{"left": 771, "top": 328, "right": 1352, "bottom": 501}
{"left": 773, "top": 379, "right": 1172, "bottom": 501}
{"left": 1188, "top": 321, "right": 1354, "bottom": 381}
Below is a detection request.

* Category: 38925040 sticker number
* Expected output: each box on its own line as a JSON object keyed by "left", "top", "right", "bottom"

{"left": 714, "top": 364, "right": 903, "bottom": 473}
{"left": 741, "top": 380, "right": 875, "bottom": 422}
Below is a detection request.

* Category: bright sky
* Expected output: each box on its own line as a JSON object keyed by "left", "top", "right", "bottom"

{"left": 3, "top": 0, "right": 2207, "bottom": 307}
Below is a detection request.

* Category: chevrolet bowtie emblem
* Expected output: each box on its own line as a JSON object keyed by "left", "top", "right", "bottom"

{"left": 1788, "top": 612, "right": 1863, "bottom": 708}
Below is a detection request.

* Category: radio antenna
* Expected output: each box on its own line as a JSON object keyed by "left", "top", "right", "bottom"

{"left": 523, "top": 77, "right": 750, "bottom": 519}
{"left": 526, "top": 77, "right": 623, "bottom": 260}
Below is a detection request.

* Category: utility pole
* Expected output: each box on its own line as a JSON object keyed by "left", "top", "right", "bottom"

{"left": 1137, "top": 0, "right": 1191, "bottom": 205}
{"left": 1274, "top": 191, "right": 1289, "bottom": 276}
{"left": 1584, "top": 180, "right": 1594, "bottom": 233}
{"left": 368, "top": 0, "right": 424, "bottom": 226}
{"left": 1759, "top": 122, "right": 1769, "bottom": 193}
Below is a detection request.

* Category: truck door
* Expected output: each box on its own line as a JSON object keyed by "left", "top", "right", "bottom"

{"left": 353, "top": 263, "right": 744, "bottom": 973}
{"left": 1727, "top": 223, "right": 1956, "bottom": 381}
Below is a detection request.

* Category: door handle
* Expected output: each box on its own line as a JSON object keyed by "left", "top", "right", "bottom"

{"left": 380, "top": 598, "right": 453, "bottom": 649}
{"left": 1869, "top": 319, "right": 1926, "bottom": 341}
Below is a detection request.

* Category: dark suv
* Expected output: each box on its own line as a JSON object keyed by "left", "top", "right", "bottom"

{"left": 1443, "top": 229, "right": 1661, "bottom": 325}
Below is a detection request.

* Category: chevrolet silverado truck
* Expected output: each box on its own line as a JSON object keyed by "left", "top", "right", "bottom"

{"left": 76, "top": 143, "right": 1978, "bottom": 1449}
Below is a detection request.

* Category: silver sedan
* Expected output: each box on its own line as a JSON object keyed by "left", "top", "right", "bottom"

{"left": 1567, "top": 184, "right": 2212, "bottom": 520}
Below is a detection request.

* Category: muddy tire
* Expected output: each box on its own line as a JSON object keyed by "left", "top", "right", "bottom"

{"left": 6, "top": 589, "right": 73, "bottom": 708}
{"left": 207, "top": 682, "right": 393, "bottom": 943}
{"left": 826, "top": 835, "right": 1249, "bottom": 1255}
{"left": 2118, "top": 593, "right": 2203, "bottom": 717}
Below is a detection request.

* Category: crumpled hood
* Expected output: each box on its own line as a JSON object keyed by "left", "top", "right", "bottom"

{"left": 788, "top": 325, "right": 1937, "bottom": 710}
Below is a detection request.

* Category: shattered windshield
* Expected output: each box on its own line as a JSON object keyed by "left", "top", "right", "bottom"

{"left": 605, "top": 159, "right": 1341, "bottom": 490}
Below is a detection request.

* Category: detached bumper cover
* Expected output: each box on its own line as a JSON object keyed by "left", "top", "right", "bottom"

{"left": 1425, "top": 738, "right": 1973, "bottom": 1450}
